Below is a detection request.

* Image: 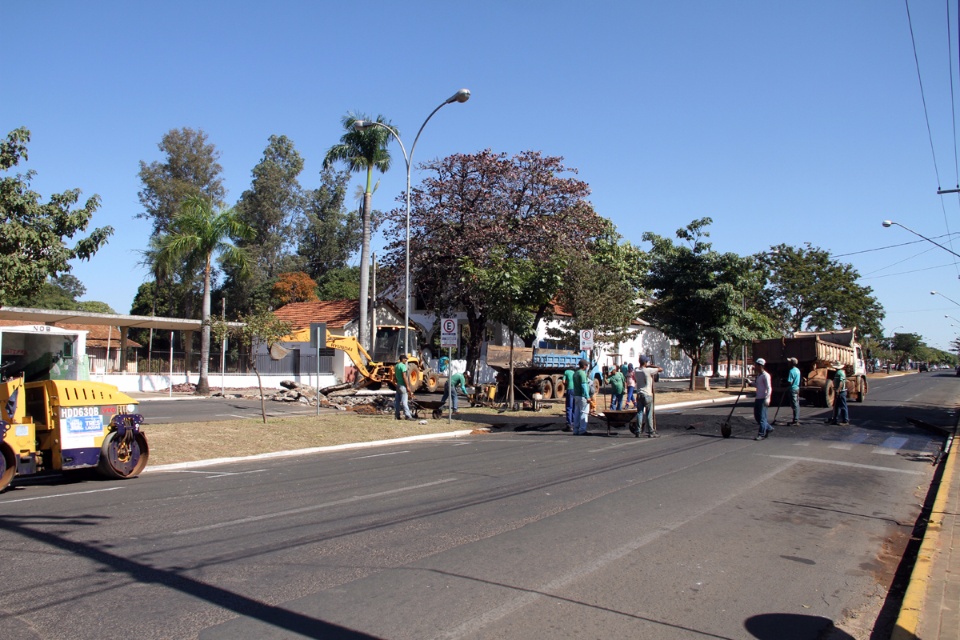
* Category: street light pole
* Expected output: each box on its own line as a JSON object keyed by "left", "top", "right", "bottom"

{"left": 354, "top": 88, "right": 470, "bottom": 355}
{"left": 931, "top": 290, "right": 960, "bottom": 307}
{"left": 882, "top": 220, "right": 960, "bottom": 262}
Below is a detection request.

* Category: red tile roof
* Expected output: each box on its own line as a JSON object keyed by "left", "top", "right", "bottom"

{"left": 272, "top": 300, "right": 358, "bottom": 331}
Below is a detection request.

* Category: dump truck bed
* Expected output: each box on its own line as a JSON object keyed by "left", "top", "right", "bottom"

{"left": 753, "top": 335, "right": 855, "bottom": 367}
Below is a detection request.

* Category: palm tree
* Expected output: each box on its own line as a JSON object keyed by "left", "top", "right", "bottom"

{"left": 324, "top": 113, "right": 394, "bottom": 351}
{"left": 155, "top": 195, "right": 254, "bottom": 395}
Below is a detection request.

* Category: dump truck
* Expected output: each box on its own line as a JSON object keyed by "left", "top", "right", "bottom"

{"left": 0, "top": 324, "right": 148, "bottom": 492}
{"left": 752, "top": 328, "right": 868, "bottom": 408}
{"left": 485, "top": 345, "right": 602, "bottom": 400}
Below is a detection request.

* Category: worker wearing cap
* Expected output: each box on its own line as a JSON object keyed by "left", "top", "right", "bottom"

{"left": 635, "top": 355, "right": 663, "bottom": 437}
{"left": 753, "top": 358, "right": 773, "bottom": 440}
{"left": 786, "top": 357, "right": 801, "bottom": 425}
{"left": 826, "top": 361, "right": 849, "bottom": 425}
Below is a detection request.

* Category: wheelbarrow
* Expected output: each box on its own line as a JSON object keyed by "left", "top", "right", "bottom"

{"left": 598, "top": 409, "right": 639, "bottom": 436}
{"left": 410, "top": 398, "right": 447, "bottom": 419}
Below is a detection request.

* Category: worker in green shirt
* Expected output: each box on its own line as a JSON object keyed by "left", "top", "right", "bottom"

{"left": 572, "top": 359, "right": 594, "bottom": 435}
{"left": 394, "top": 354, "right": 413, "bottom": 420}
{"left": 440, "top": 371, "right": 470, "bottom": 413}
{"left": 606, "top": 366, "right": 625, "bottom": 411}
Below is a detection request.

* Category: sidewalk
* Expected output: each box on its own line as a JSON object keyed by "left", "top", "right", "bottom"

{"left": 893, "top": 430, "right": 960, "bottom": 639}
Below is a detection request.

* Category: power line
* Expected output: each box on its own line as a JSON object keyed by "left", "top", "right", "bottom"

{"left": 832, "top": 231, "right": 960, "bottom": 257}
{"left": 906, "top": 0, "right": 945, "bottom": 188}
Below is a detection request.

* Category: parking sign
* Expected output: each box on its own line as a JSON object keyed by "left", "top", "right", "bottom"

{"left": 440, "top": 318, "right": 458, "bottom": 348}
{"left": 580, "top": 329, "right": 594, "bottom": 350}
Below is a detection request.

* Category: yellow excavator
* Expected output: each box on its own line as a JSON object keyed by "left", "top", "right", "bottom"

{"left": 325, "top": 325, "right": 439, "bottom": 392}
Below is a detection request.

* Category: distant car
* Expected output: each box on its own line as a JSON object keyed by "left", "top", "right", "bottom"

{"left": 919, "top": 363, "right": 929, "bottom": 372}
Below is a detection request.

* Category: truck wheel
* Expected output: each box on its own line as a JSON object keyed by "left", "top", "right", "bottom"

{"left": 539, "top": 376, "right": 555, "bottom": 400}
{"left": 0, "top": 441, "right": 15, "bottom": 492}
{"left": 553, "top": 376, "right": 566, "bottom": 398}
{"left": 424, "top": 371, "right": 440, "bottom": 393}
{"left": 856, "top": 376, "right": 868, "bottom": 403}
{"left": 97, "top": 430, "right": 149, "bottom": 480}
{"left": 822, "top": 380, "right": 836, "bottom": 408}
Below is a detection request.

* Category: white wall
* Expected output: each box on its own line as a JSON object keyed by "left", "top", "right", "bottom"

{"left": 97, "top": 372, "right": 340, "bottom": 393}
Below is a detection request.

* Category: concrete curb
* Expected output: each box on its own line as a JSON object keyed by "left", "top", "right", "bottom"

{"left": 891, "top": 439, "right": 957, "bottom": 639}
{"left": 145, "top": 429, "right": 479, "bottom": 472}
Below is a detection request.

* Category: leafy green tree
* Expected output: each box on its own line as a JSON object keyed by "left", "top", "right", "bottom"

{"left": 890, "top": 332, "right": 923, "bottom": 369}
{"left": 324, "top": 113, "right": 395, "bottom": 351}
{"left": 642, "top": 218, "right": 752, "bottom": 389}
{"left": 223, "top": 135, "right": 304, "bottom": 316}
{"left": 154, "top": 196, "right": 253, "bottom": 395}
{"left": 550, "top": 223, "right": 646, "bottom": 350}
{"left": 212, "top": 310, "right": 292, "bottom": 422}
{"left": 381, "top": 150, "right": 605, "bottom": 374}
{"left": 315, "top": 266, "right": 360, "bottom": 301}
{"left": 76, "top": 300, "right": 116, "bottom": 314}
{"left": 760, "top": 243, "right": 884, "bottom": 337}
{"left": 137, "top": 128, "right": 226, "bottom": 235}
{"left": 0, "top": 127, "right": 113, "bottom": 305}
{"left": 296, "top": 166, "right": 361, "bottom": 279}
{"left": 137, "top": 128, "right": 225, "bottom": 322}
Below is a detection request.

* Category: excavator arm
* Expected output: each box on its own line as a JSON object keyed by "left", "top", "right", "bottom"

{"left": 324, "top": 331, "right": 392, "bottom": 388}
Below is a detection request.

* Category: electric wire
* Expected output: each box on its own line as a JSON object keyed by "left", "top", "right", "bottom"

{"left": 832, "top": 231, "right": 960, "bottom": 258}
{"left": 942, "top": 0, "right": 960, "bottom": 277}
{"left": 906, "top": 0, "right": 944, "bottom": 188}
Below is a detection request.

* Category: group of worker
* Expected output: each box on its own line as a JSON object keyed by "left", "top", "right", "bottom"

{"left": 752, "top": 357, "right": 850, "bottom": 440}
{"left": 393, "top": 353, "right": 470, "bottom": 421}
{"left": 562, "top": 356, "right": 664, "bottom": 437}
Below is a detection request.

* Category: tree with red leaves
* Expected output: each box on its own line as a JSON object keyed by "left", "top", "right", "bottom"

{"left": 378, "top": 150, "right": 606, "bottom": 374}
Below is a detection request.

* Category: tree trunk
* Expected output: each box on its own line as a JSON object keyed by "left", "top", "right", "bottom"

{"left": 712, "top": 337, "right": 721, "bottom": 377}
{"left": 196, "top": 260, "right": 212, "bottom": 395}
{"left": 465, "top": 309, "right": 485, "bottom": 382}
{"left": 358, "top": 189, "right": 372, "bottom": 352}
{"left": 255, "top": 364, "right": 266, "bottom": 423}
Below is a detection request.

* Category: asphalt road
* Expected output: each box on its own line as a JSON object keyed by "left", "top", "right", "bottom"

{"left": 0, "top": 373, "right": 954, "bottom": 639}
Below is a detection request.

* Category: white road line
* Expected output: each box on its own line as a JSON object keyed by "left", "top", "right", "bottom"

{"left": 353, "top": 451, "right": 411, "bottom": 459}
{"left": 1, "top": 487, "right": 124, "bottom": 504}
{"left": 829, "top": 443, "right": 853, "bottom": 450}
{"left": 767, "top": 455, "right": 924, "bottom": 475}
{"left": 432, "top": 460, "right": 798, "bottom": 640}
{"left": 169, "top": 469, "right": 267, "bottom": 477}
{"left": 830, "top": 433, "right": 870, "bottom": 450}
{"left": 792, "top": 441, "right": 811, "bottom": 446}
{"left": 173, "top": 477, "right": 459, "bottom": 535}
{"left": 874, "top": 436, "right": 909, "bottom": 456}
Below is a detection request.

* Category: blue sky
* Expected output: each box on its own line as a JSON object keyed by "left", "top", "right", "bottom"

{"left": 5, "top": 1, "right": 960, "bottom": 351}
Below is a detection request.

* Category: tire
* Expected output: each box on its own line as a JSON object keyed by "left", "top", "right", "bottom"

{"left": 856, "top": 376, "right": 868, "bottom": 403}
{"left": 822, "top": 380, "right": 836, "bottom": 408}
{"left": 97, "top": 430, "right": 149, "bottom": 480}
{"left": 538, "top": 376, "right": 555, "bottom": 400}
{"left": 553, "top": 376, "right": 566, "bottom": 398}
{"left": 0, "top": 441, "right": 16, "bottom": 492}
{"left": 407, "top": 363, "right": 422, "bottom": 392}
{"left": 424, "top": 371, "right": 440, "bottom": 393}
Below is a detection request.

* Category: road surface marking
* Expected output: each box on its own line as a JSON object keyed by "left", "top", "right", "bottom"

{"left": 767, "top": 455, "right": 923, "bottom": 474}
{"left": 168, "top": 469, "right": 268, "bottom": 478}
{"left": 874, "top": 436, "right": 910, "bottom": 455}
{"left": 353, "top": 451, "right": 411, "bottom": 459}
{"left": 432, "top": 460, "right": 797, "bottom": 640}
{"left": 173, "top": 477, "right": 459, "bottom": 535}
{"left": 1, "top": 487, "right": 124, "bottom": 504}
{"left": 830, "top": 433, "right": 870, "bottom": 450}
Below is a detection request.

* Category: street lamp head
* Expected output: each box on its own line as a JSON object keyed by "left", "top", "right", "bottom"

{"left": 446, "top": 88, "right": 471, "bottom": 104}
{"left": 882, "top": 220, "right": 894, "bottom": 228}
{"left": 353, "top": 120, "right": 375, "bottom": 131}
{"left": 932, "top": 290, "right": 938, "bottom": 295}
